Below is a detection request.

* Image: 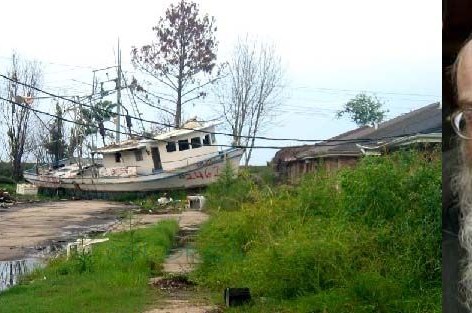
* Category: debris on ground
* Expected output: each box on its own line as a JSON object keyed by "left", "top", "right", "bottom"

{"left": 186, "top": 195, "right": 206, "bottom": 210}
{"left": 133, "top": 194, "right": 206, "bottom": 215}
{"left": 0, "top": 190, "right": 15, "bottom": 206}
{"left": 16, "top": 184, "right": 37, "bottom": 196}
{"left": 149, "top": 275, "right": 195, "bottom": 291}
{"left": 66, "top": 238, "right": 109, "bottom": 259}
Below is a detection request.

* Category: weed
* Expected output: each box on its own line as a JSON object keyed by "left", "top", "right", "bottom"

{"left": 0, "top": 220, "right": 179, "bottom": 313}
{"left": 194, "top": 150, "right": 441, "bottom": 312}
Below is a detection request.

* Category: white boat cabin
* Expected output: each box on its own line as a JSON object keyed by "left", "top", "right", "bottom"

{"left": 95, "top": 120, "right": 219, "bottom": 177}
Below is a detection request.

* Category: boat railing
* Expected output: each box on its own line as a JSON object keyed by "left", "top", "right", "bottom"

{"left": 24, "top": 158, "right": 103, "bottom": 175}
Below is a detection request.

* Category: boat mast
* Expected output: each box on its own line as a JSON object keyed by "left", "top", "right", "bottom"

{"left": 116, "top": 39, "right": 122, "bottom": 143}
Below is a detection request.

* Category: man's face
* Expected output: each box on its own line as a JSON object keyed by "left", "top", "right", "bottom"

{"left": 457, "top": 41, "right": 472, "bottom": 163}
{"left": 456, "top": 40, "right": 472, "bottom": 308}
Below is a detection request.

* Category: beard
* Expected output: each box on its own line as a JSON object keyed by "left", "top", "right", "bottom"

{"left": 454, "top": 140, "right": 472, "bottom": 308}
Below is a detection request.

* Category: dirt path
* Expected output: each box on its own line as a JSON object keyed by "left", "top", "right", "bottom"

{"left": 139, "top": 210, "right": 220, "bottom": 313}
{"left": 110, "top": 210, "right": 209, "bottom": 233}
{"left": 0, "top": 200, "right": 129, "bottom": 261}
{"left": 0, "top": 200, "right": 219, "bottom": 311}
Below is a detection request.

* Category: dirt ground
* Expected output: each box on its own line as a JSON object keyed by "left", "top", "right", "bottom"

{"left": 0, "top": 200, "right": 130, "bottom": 261}
{"left": 110, "top": 210, "right": 209, "bottom": 232}
{"left": 0, "top": 200, "right": 218, "bottom": 312}
{"left": 145, "top": 301, "right": 217, "bottom": 313}
{"left": 142, "top": 211, "right": 220, "bottom": 313}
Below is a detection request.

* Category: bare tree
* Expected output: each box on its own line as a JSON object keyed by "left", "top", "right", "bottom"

{"left": 131, "top": 0, "right": 219, "bottom": 128}
{"left": 217, "top": 37, "right": 284, "bottom": 166}
{"left": 27, "top": 116, "right": 52, "bottom": 166}
{"left": 0, "top": 54, "right": 42, "bottom": 180}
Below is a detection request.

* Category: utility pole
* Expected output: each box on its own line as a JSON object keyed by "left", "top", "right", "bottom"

{"left": 116, "top": 39, "right": 122, "bottom": 143}
{"left": 77, "top": 95, "right": 83, "bottom": 171}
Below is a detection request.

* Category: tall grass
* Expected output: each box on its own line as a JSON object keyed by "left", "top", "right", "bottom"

{"left": 192, "top": 150, "right": 441, "bottom": 312}
{"left": 0, "top": 220, "right": 179, "bottom": 313}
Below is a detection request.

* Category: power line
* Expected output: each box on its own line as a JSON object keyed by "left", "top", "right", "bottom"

{"left": 1, "top": 55, "right": 439, "bottom": 100}
{"left": 0, "top": 95, "right": 282, "bottom": 149}
{"left": 0, "top": 55, "right": 112, "bottom": 70}
{"left": 0, "top": 95, "right": 440, "bottom": 151}
{"left": 291, "top": 86, "right": 440, "bottom": 98}
{"left": 125, "top": 68, "right": 439, "bottom": 99}
{"left": 0, "top": 74, "right": 440, "bottom": 145}
{"left": 200, "top": 99, "right": 434, "bottom": 115}
{"left": 121, "top": 73, "right": 146, "bottom": 133}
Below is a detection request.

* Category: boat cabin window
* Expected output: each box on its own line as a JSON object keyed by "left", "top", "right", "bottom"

{"left": 178, "top": 139, "right": 190, "bottom": 151}
{"left": 134, "top": 149, "right": 143, "bottom": 161}
{"left": 203, "top": 134, "right": 211, "bottom": 146}
{"left": 191, "top": 137, "right": 202, "bottom": 149}
{"left": 211, "top": 133, "right": 216, "bottom": 144}
{"left": 115, "top": 152, "right": 122, "bottom": 163}
{"left": 166, "top": 141, "right": 176, "bottom": 152}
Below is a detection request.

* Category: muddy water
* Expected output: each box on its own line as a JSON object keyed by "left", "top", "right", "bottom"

{"left": 0, "top": 258, "right": 43, "bottom": 292}
{"left": 0, "top": 221, "right": 118, "bottom": 292}
{"left": 0, "top": 200, "right": 131, "bottom": 292}
{"left": 0, "top": 200, "right": 129, "bottom": 260}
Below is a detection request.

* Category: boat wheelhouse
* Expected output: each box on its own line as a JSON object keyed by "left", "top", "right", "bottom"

{"left": 96, "top": 120, "right": 219, "bottom": 176}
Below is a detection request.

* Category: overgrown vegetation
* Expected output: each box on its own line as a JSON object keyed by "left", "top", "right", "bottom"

{"left": 192, "top": 150, "right": 441, "bottom": 312}
{"left": 0, "top": 220, "right": 179, "bottom": 313}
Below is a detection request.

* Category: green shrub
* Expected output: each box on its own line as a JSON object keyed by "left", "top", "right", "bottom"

{"left": 0, "top": 175, "right": 16, "bottom": 184}
{"left": 0, "top": 162, "right": 13, "bottom": 178}
{"left": 295, "top": 169, "right": 342, "bottom": 218}
{"left": 243, "top": 224, "right": 350, "bottom": 298}
{"left": 195, "top": 150, "right": 441, "bottom": 312}
{"left": 340, "top": 156, "right": 405, "bottom": 225}
{"left": 350, "top": 272, "right": 402, "bottom": 312}
{"left": 205, "top": 164, "right": 256, "bottom": 211}
{"left": 246, "top": 165, "right": 276, "bottom": 186}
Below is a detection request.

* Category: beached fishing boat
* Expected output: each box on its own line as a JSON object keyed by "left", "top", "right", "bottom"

{"left": 24, "top": 120, "right": 244, "bottom": 192}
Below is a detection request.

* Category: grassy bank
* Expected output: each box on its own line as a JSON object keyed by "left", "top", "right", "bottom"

{"left": 192, "top": 150, "right": 441, "bottom": 312}
{"left": 0, "top": 220, "right": 179, "bottom": 313}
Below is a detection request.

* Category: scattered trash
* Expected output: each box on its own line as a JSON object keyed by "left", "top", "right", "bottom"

{"left": 158, "top": 197, "right": 173, "bottom": 205}
{"left": 66, "top": 238, "right": 109, "bottom": 259}
{"left": 16, "top": 184, "right": 38, "bottom": 196}
{"left": 0, "top": 189, "right": 15, "bottom": 205}
{"left": 149, "top": 275, "right": 195, "bottom": 290}
{"left": 186, "top": 195, "right": 206, "bottom": 210}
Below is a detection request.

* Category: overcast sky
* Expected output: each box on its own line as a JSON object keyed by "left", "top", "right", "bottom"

{"left": 0, "top": 0, "right": 441, "bottom": 165}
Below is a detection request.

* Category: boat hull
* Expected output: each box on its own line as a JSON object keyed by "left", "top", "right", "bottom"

{"left": 24, "top": 148, "right": 244, "bottom": 192}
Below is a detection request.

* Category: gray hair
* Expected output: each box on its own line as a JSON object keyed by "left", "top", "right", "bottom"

{"left": 453, "top": 140, "right": 472, "bottom": 308}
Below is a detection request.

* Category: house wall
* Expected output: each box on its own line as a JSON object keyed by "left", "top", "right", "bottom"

{"left": 283, "top": 156, "right": 359, "bottom": 184}
{"left": 285, "top": 160, "right": 306, "bottom": 184}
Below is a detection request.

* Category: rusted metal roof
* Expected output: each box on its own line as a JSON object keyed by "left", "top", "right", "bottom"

{"left": 274, "top": 102, "right": 442, "bottom": 163}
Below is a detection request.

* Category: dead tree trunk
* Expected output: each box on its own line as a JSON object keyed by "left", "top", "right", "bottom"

{"left": 217, "top": 37, "right": 284, "bottom": 166}
{"left": 1, "top": 54, "right": 42, "bottom": 181}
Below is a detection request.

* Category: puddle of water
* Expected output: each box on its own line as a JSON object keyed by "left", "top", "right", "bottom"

{"left": 0, "top": 258, "right": 43, "bottom": 292}
{"left": 0, "top": 217, "right": 130, "bottom": 292}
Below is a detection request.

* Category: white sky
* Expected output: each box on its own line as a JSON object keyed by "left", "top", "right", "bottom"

{"left": 0, "top": 0, "right": 441, "bottom": 165}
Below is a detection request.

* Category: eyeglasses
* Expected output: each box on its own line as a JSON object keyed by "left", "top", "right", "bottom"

{"left": 452, "top": 109, "right": 472, "bottom": 140}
